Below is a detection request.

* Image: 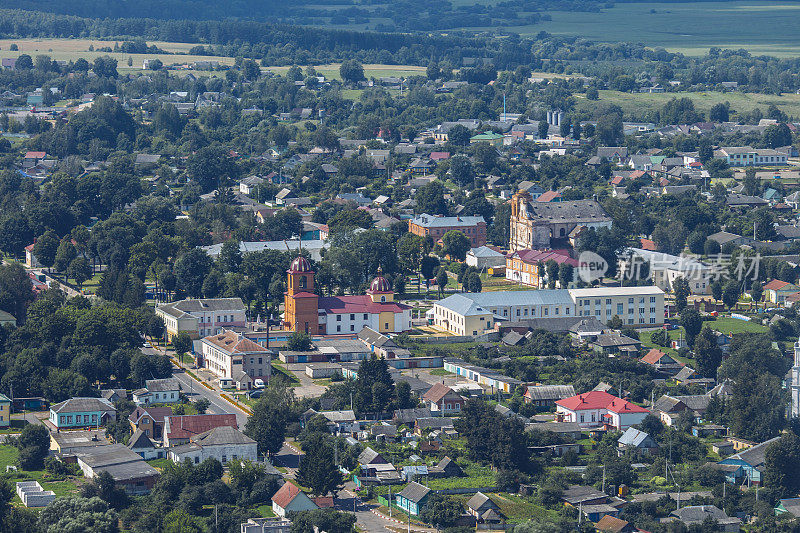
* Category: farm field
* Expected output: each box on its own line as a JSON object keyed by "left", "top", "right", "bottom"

{"left": 469, "top": 1, "right": 800, "bottom": 57}
{"left": 575, "top": 90, "right": 800, "bottom": 119}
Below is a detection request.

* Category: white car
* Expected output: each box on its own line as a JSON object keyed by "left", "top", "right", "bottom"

{"left": 253, "top": 379, "right": 265, "bottom": 389}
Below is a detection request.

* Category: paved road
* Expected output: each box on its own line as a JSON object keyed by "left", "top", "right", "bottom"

{"left": 277, "top": 441, "right": 390, "bottom": 532}
{"left": 171, "top": 367, "right": 250, "bottom": 427}
{"left": 141, "top": 345, "right": 250, "bottom": 427}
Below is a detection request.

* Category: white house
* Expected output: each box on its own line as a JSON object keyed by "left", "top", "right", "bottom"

{"left": 271, "top": 481, "right": 319, "bottom": 517}
{"left": 465, "top": 246, "right": 506, "bottom": 270}
{"left": 199, "top": 329, "right": 272, "bottom": 390}
{"left": 168, "top": 426, "right": 257, "bottom": 465}
{"left": 132, "top": 378, "right": 181, "bottom": 405}
{"left": 555, "top": 391, "right": 649, "bottom": 430}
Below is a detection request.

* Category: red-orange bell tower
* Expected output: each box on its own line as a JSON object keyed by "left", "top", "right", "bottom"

{"left": 284, "top": 256, "right": 320, "bottom": 334}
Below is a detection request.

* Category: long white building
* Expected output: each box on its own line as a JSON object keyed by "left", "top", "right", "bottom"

{"left": 432, "top": 286, "right": 664, "bottom": 335}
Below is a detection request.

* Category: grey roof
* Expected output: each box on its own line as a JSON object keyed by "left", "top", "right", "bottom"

{"left": 398, "top": 481, "right": 431, "bottom": 503}
{"left": 191, "top": 425, "right": 255, "bottom": 446}
{"left": 653, "top": 395, "right": 684, "bottom": 413}
{"left": 319, "top": 410, "right": 356, "bottom": 423}
{"left": 128, "top": 429, "right": 156, "bottom": 450}
{"left": 618, "top": 427, "right": 653, "bottom": 447}
{"left": 467, "top": 492, "right": 497, "bottom": 511}
{"left": 409, "top": 214, "right": 485, "bottom": 228}
{"left": 523, "top": 200, "right": 612, "bottom": 225}
{"left": 468, "top": 246, "right": 504, "bottom": 258}
{"left": 673, "top": 366, "right": 696, "bottom": 381}
{"left": 415, "top": 417, "right": 455, "bottom": 430}
{"left": 358, "top": 447, "right": 385, "bottom": 465}
{"left": 502, "top": 331, "right": 525, "bottom": 346}
{"left": 526, "top": 421, "right": 582, "bottom": 434}
{"left": 671, "top": 505, "right": 739, "bottom": 525}
{"left": 394, "top": 407, "right": 432, "bottom": 424}
{"left": 436, "top": 289, "right": 574, "bottom": 316}
{"left": 145, "top": 378, "right": 181, "bottom": 392}
{"left": 726, "top": 436, "right": 781, "bottom": 468}
{"left": 157, "top": 297, "right": 246, "bottom": 319}
{"left": 591, "top": 334, "right": 640, "bottom": 348}
{"left": 357, "top": 327, "right": 396, "bottom": 348}
{"left": 569, "top": 318, "right": 607, "bottom": 334}
{"left": 51, "top": 397, "right": 116, "bottom": 414}
{"left": 562, "top": 485, "right": 607, "bottom": 505}
{"left": 524, "top": 384, "right": 576, "bottom": 402}
{"left": 674, "top": 395, "right": 711, "bottom": 412}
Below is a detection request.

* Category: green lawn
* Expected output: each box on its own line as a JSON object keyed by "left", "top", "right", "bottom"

{"left": 146, "top": 458, "right": 172, "bottom": 470}
{"left": 705, "top": 316, "right": 767, "bottom": 335}
{"left": 0, "top": 445, "right": 82, "bottom": 500}
{"left": 256, "top": 504, "right": 275, "bottom": 517}
{"left": 428, "top": 368, "right": 454, "bottom": 376}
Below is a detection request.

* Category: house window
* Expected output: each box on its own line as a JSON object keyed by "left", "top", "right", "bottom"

{"left": 363, "top": 314, "right": 368, "bottom": 320}
{"left": 336, "top": 315, "right": 341, "bottom": 321}
{"left": 580, "top": 414, "right": 584, "bottom": 423}
{"left": 350, "top": 314, "right": 355, "bottom": 320}
{"left": 350, "top": 325, "right": 355, "bottom": 331}
{"left": 337, "top": 325, "right": 341, "bottom": 332}
{"left": 92, "top": 414, "right": 97, "bottom": 423}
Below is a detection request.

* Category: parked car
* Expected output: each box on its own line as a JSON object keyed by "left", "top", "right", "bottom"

{"left": 254, "top": 378, "right": 265, "bottom": 389}
{"left": 248, "top": 389, "right": 263, "bottom": 399}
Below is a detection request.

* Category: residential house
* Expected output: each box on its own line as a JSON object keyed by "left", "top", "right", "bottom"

{"left": 596, "top": 515, "right": 636, "bottom": 533}
{"left": 50, "top": 430, "right": 108, "bottom": 455}
{"left": 127, "top": 430, "right": 163, "bottom": 460}
{"left": 522, "top": 384, "right": 576, "bottom": 407}
{"left": 169, "top": 426, "right": 257, "bottom": 465}
{"left": 395, "top": 481, "right": 431, "bottom": 516}
{"left": 421, "top": 383, "right": 464, "bottom": 415}
{"left": 199, "top": 329, "right": 272, "bottom": 390}
{"left": 652, "top": 394, "right": 711, "bottom": 426}
{"left": 617, "top": 427, "right": 658, "bottom": 457}
{"left": 239, "top": 175, "right": 265, "bottom": 195}
{"left": 555, "top": 391, "right": 649, "bottom": 430}
{"left": 717, "top": 437, "right": 780, "bottom": 486}
{"left": 132, "top": 378, "right": 181, "bottom": 405}
{"left": 641, "top": 349, "right": 684, "bottom": 374}
{"left": 156, "top": 297, "right": 247, "bottom": 340}
{"left": 163, "top": 414, "right": 238, "bottom": 447}
{"left": 428, "top": 456, "right": 463, "bottom": 478}
{"left": 271, "top": 481, "right": 319, "bottom": 518}
{"left": 775, "top": 498, "right": 800, "bottom": 518}
{"left": 666, "top": 505, "right": 741, "bottom": 532}
{"left": 466, "top": 492, "right": 505, "bottom": 524}
{"left": 49, "top": 398, "right": 116, "bottom": 429}
{"left": 588, "top": 333, "right": 642, "bottom": 356}
{"left": 128, "top": 406, "right": 172, "bottom": 440}
{"left": 764, "top": 280, "right": 800, "bottom": 304}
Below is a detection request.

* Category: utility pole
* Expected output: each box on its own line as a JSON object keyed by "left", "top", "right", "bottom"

{"left": 602, "top": 464, "right": 606, "bottom": 495}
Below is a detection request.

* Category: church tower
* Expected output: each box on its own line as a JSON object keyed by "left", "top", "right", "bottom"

{"left": 284, "top": 256, "right": 320, "bottom": 334}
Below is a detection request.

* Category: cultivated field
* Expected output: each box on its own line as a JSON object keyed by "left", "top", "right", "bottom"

{"left": 467, "top": 1, "right": 800, "bottom": 57}
{"left": 575, "top": 90, "right": 800, "bottom": 119}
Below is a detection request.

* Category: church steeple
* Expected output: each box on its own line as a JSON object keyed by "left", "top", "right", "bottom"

{"left": 284, "top": 256, "right": 320, "bottom": 334}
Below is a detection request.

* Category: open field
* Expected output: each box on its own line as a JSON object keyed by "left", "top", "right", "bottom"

{"left": 575, "top": 90, "right": 800, "bottom": 119}
{"left": 0, "top": 38, "right": 236, "bottom": 71}
{"left": 468, "top": 1, "right": 800, "bottom": 57}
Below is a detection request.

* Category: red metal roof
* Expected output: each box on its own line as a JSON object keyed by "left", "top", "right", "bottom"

{"left": 429, "top": 152, "right": 450, "bottom": 160}
{"left": 640, "top": 348, "right": 670, "bottom": 365}
{"left": 511, "top": 249, "right": 578, "bottom": 267}
{"left": 272, "top": 481, "right": 303, "bottom": 509}
{"left": 536, "top": 190, "right": 562, "bottom": 202}
{"left": 24, "top": 151, "right": 46, "bottom": 159}
{"left": 556, "top": 391, "right": 649, "bottom": 414}
{"left": 166, "top": 414, "right": 237, "bottom": 440}
{"left": 318, "top": 295, "right": 409, "bottom": 314}
{"left": 422, "top": 383, "right": 459, "bottom": 404}
{"left": 764, "top": 279, "right": 794, "bottom": 291}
